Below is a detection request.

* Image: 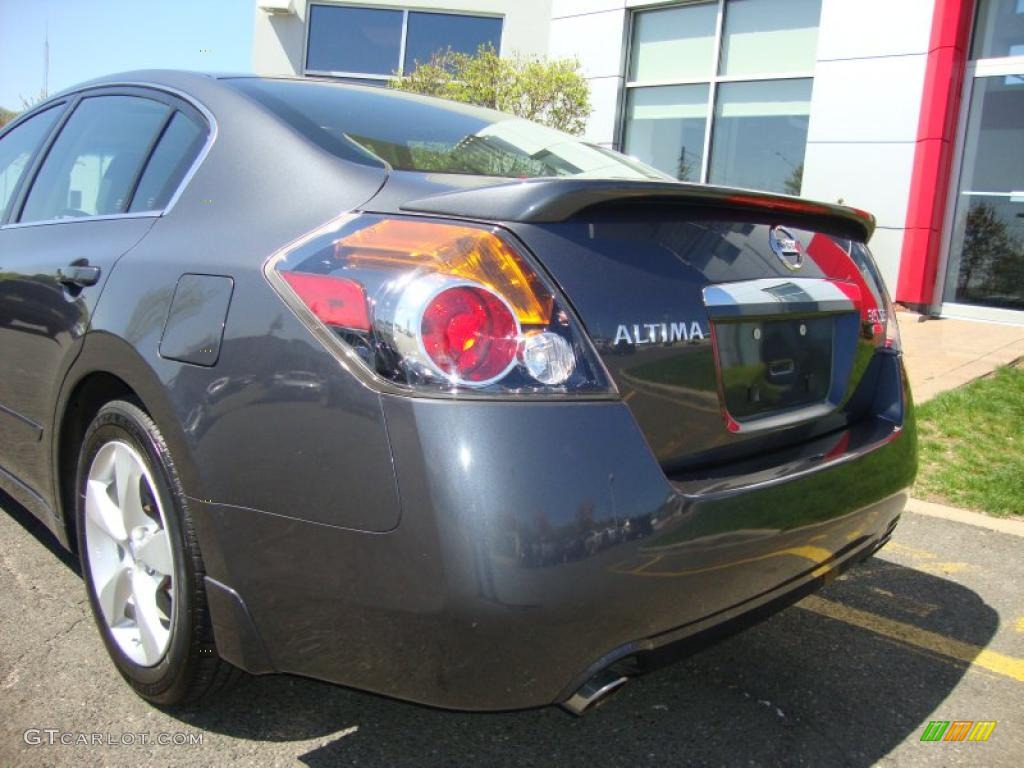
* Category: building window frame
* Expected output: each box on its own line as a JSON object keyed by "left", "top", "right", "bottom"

{"left": 934, "top": 0, "right": 1024, "bottom": 321}
{"left": 620, "top": 0, "right": 818, "bottom": 186}
{"left": 303, "top": 2, "right": 504, "bottom": 83}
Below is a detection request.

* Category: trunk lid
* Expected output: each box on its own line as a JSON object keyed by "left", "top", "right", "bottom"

{"left": 383, "top": 176, "right": 893, "bottom": 470}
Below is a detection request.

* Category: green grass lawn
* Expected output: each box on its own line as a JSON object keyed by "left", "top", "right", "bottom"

{"left": 914, "top": 364, "right": 1024, "bottom": 517}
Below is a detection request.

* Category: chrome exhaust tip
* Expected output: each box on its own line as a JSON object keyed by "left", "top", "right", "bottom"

{"left": 561, "top": 669, "right": 629, "bottom": 716}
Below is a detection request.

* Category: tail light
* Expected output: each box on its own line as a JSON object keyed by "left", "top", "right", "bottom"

{"left": 881, "top": 295, "right": 902, "bottom": 351}
{"left": 842, "top": 239, "right": 901, "bottom": 353}
{"left": 266, "top": 214, "right": 614, "bottom": 396}
{"left": 867, "top": 276, "right": 902, "bottom": 353}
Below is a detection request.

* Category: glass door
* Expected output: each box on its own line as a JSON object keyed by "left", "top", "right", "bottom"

{"left": 941, "top": 0, "right": 1024, "bottom": 319}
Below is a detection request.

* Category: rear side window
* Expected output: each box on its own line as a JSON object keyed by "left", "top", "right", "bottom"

{"left": 0, "top": 105, "right": 61, "bottom": 220}
{"left": 21, "top": 95, "right": 169, "bottom": 222}
{"left": 129, "top": 111, "right": 205, "bottom": 212}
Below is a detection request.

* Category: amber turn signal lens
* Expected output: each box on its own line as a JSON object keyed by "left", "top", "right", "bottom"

{"left": 333, "top": 219, "right": 554, "bottom": 326}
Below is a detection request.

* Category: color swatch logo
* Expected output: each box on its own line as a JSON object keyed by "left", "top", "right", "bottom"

{"left": 920, "top": 720, "right": 996, "bottom": 742}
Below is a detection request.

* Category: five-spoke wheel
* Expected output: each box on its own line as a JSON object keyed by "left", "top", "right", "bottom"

{"left": 84, "top": 440, "right": 176, "bottom": 666}
{"left": 76, "top": 400, "right": 239, "bottom": 705}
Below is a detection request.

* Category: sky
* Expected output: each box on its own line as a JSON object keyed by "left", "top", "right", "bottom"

{"left": 0, "top": 0, "right": 254, "bottom": 111}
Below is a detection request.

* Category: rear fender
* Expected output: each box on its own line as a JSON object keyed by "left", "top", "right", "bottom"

{"left": 51, "top": 331, "right": 200, "bottom": 549}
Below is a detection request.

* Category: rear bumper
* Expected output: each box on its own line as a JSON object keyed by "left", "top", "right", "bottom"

{"left": 191, "top": 361, "right": 915, "bottom": 711}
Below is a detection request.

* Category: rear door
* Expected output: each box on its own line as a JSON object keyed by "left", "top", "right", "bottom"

{"left": 0, "top": 88, "right": 207, "bottom": 502}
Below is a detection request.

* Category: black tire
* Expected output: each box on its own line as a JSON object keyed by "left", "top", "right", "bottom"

{"left": 75, "top": 399, "right": 241, "bottom": 706}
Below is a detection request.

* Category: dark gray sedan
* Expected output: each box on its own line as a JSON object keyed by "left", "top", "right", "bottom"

{"left": 0, "top": 71, "right": 915, "bottom": 714}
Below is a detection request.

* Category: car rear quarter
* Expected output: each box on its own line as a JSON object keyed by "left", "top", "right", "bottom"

{"left": 0, "top": 72, "right": 915, "bottom": 713}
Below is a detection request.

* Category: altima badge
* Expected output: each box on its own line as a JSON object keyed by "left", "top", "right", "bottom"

{"left": 769, "top": 225, "right": 803, "bottom": 271}
{"left": 614, "top": 322, "right": 705, "bottom": 345}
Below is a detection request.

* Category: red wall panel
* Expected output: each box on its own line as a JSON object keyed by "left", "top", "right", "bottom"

{"left": 895, "top": 0, "right": 976, "bottom": 306}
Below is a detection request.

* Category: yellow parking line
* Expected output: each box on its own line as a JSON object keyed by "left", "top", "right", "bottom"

{"left": 608, "top": 554, "right": 662, "bottom": 575}
{"left": 611, "top": 545, "right": 834, "bottom": 578}
{"left": 1015, "top": 616, "right": 1024, "bottom": 635}
{"left": 884, "top": 542, "right": 979, "bottom": 575}
{"left": 798, "top": 595, "right": 1024, "bottom": 684}
{"left": 916, "top": 561, "right": 979, "bottom": 576}
{"left": 885, "top": 542, "right": 939, "bottom": 560}
{"left": 634, "top": 554, "right": 664, "bottom": 572}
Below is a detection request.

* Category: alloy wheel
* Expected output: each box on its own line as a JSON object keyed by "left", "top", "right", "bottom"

{"left": 83, "top": 440, "right": 176, "bottom": 667}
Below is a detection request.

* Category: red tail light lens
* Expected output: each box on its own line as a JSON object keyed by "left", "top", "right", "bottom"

{"left": 882, "top": 300, "right": 902, "bottom": 350}
{"left": 267, "top": 213, "right": 613, "bottom": 397}
{"left": 280, "top": 272, "right": 370, "bottom": 331}
{"left": 819, "top": 236, "right": 901, "bottom": 353}
{"left": 421, "top": 285, "right": 519, "bottom": 383}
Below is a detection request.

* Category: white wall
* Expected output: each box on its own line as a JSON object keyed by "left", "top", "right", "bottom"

{"left": 548, "top": 0, "right": 689, "bottom": 145}
{"left": 252, "top": 0, "right": 553, "bottom": 77}
{"left": 549, "top": 0, "right": 629, "bottom": 146}
{"left": 801, "top": 0, "right": 935, "bottom": 290}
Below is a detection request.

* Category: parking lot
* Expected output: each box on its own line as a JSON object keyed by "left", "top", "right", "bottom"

{"left": 1, "top": 494, "right": 1022, "bottom": 768}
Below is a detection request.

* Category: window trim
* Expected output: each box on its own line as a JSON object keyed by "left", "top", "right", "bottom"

{"left": 620, "top": 0, "right": 819, "bottom": 185}
{"left": 302, "top": 2, "right": 505, "bottom": 81}
{"left": 0, "top": 82, "right": 217, "bottom": 230}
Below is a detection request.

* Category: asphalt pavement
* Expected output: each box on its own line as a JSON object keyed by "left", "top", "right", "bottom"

{"left": 1, "top": 495, "right": 1022, "bottom": 768}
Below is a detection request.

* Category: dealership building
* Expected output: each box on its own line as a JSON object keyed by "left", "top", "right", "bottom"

{"left": 252, "top": 0, "right": 1024, "bottom": 323}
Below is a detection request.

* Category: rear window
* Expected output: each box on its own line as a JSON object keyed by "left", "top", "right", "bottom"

{"left": 228, "top": 78, "right": 665, "bottom": 181}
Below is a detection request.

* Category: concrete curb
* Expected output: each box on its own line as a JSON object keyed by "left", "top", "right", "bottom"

{"left": 906, "top": 497, "right": 1024, "bottom": 537}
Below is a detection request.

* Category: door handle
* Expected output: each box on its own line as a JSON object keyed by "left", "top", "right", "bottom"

{"left": 57, "top": 264, "right": 101, "bottom": 288}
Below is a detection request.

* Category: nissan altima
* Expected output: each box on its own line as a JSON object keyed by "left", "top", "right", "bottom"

{"left": 0, "top": 71, "right": 915, "bottom": 714}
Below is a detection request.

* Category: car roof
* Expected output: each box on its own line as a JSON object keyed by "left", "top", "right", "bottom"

{"left": 41, "top": 70, "right": 509, "bottom": 123}
{"left": 55, "top": 70, "right": 379, "bottom": 96}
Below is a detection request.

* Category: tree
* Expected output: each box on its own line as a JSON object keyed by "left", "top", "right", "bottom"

{"left": 958, "top": 201, "right": 1024, "bottom": 304}
{"left": 20, "top": 89, "right": 47, "bottom": 111}
{"left": 676, "top": 146, "right": 698, "bottom": 182}
{"left": 389, "top": 45, "right": 592, "bottom": 135}
{"left": 1, "top": 88, "right": 49, "bottom": 129}
{"left": 783, "top": 162, "right": 803, "bottom": 197}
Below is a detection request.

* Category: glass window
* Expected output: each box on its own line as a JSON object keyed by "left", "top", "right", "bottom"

{"left": 21, "top": 96, "right": 169, "bottom": 222}
{"left": 230, "top": 79, "right": 665, "bottom": 180}
{"left": 708, "top": 78, "right": 812, "bottom": 194}
{"left": 404, "top": 12, "right": 503, "bottom": 70}
{"left": 129, "top": 112, "right": 205, "bottom": 212}
{"left": 943, "top": 74, "right": 1024, "bottom": 310}
{"left": 0, "top": 105, "right": 61, "bottom": 220}
{"left": 624, "top": 0, "right": 821, "bottom": 194}
{"left": 629, "top": 3, "right": 718, "bottom": 82}
{"left": 971, "top": 0, "right": 1024, "bottom": 60}
{"left": 720, "top": 0, "right": 822, "bottom": 77}
{"left": 623, "top": 85, "right": 709, "bottom": 181}
{"left": 306, "top": 5, "right": 404, "bottom": 75}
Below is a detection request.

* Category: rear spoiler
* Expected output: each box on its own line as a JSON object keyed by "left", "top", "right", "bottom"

{"left": 400, "top": 178, "right": 876, "bottom": 242}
